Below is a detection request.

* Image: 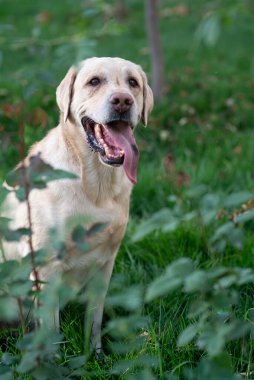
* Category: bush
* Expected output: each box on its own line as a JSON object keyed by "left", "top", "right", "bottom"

{"left": 0, "top": 157, "right": 253, "bottom": 379}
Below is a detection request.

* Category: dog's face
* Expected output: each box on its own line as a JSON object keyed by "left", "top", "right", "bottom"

{"left": 56, "top": 57, "right": 153, "bottom": 184}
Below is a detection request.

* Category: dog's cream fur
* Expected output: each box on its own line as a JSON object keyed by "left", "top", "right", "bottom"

{"left": 2, "top": 57, "right": 153, "bottom": 351}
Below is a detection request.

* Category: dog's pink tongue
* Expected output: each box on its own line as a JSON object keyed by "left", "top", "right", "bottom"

{"left": 107, "top": 123, "right": 139, "bottom": 185}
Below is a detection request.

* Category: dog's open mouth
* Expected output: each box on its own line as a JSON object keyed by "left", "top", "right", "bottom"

{"left": 81, "top": 117, "right": 139, "bottom": 185}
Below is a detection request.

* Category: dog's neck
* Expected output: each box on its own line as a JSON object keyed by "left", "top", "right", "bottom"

{"left": 60, "top": 121, "right": 133, "bottom": 206}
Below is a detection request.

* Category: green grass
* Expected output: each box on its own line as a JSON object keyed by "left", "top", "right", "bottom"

{"left": 1, "top": 0, "right": 254, "bottom": 378}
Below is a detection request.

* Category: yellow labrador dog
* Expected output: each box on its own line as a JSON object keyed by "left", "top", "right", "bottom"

{"left": 3, "top": 57, "right": 153, "bottom": 352}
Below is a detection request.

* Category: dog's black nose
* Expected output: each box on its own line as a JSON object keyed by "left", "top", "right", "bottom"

{"left": 109, "top": 92, "right": 133, "bottom": 113}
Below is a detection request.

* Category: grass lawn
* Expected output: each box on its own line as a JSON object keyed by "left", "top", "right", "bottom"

{"left": 0, "top": 0, "right": 254, "bottom": 378}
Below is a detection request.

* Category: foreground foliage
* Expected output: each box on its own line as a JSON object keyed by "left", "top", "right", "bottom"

{"left": 0, "top": 156, "right": 253, "bottom": 379}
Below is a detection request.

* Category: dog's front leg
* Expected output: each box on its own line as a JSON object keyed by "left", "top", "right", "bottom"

{"left": 89, "top": 257, "right": 116, "bottom": 355}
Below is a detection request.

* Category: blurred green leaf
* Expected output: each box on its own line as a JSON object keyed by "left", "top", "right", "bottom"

{"left": 67, "top": 355, "right": 86, "bottom": 369}
{"left": 184, "top": 270, "right": 209, "bottom": 293}
{"left": 166, "top": 258, "right": 194, "bottom": 278}
{"left": 227, "top": 227, "right": 244, "bottom": 249}
{"left": 224, "top": 191, "right": 253, "bottom": 209}
{"left": 186, "top": 185, "right": 208, "bottom": 199}
{"left": 0, "top": 186, "right": 9, "bottom": 204}
{"left": 1, "top": 353, "right": 19, "bottom": 366}
{"left": 107, "top": 315, "right": 148, "bottom": 339}
{"left": 15, "top": 187, "right": 26, "bottom": 201}
{"left": 197, "top": 327, "right": 225, "bottom": 356}
{"left": 0, "top": 372, "right": 13, "bottom": 380}
{"left": 0, "top": 216, "right": 11, "bottom": 234}
{"left": 108, "top": 336, "right": 145, "bottom": 355}
{"left": 184, "top": 356, "right": 241, "bottom": 380}
{"left": 32, "top": 365, "right": 68, "bottom": 380}
{"left": 236, "top": 210, "right": 254, "bottom": 223}
{"left": 0, "top": 297, "right": 18, "bottom": 321}
{"left": 106, "top": 285, "right": 143, "bottom": 311}
{"left": 146, "top": 258, "right": 194, "bottom": 302}
{"left": 71, "top": 224, "right": 86, "bottom": 243}
{"left": 126, "top": 369, "right": 156, "bottom": 380}
{"left": 17, "top": 351, "right": 38, "bottom": 373}
{"left": 0, "top": 258, "right": 31, "bottom": 284}
{"left": 224, "top": 320, "right": 251, "bottom": 341}
{"left": 188, "top": 299, "right": 210, "bottom": 318}
{"left": 177, "top": 324, "right": 198, "bottom": 347}
{"left": 86, "top": 222, "right": 107, "bottom": 237}
{"left": 199, "top": 193, "right": 221, "bottom": 225}
{"left": 112, "top": 355, "right": 158, "bottom": 374}
{"left": 6, "top": 153, "right": 78, "bottom": 201}
{"left": 9, "top": 281, "right": 32, "bottom": 297}
{"left": 210, "top": 222, "right": 234, "bottom": 243}
{"left": 145, "top": 275, "right": 181, "bottom": 302}
{"left": 132, "top": 208, "right": 174, "bottom": 242}
{"left": 4, "top": 227, "right": 31, "bottom": 242}
{"left": 196, "top": 15, "right": 220, "bottom": 46}
{"left": 236, "top": 268, "right": 254, "bottom": 285}
{"left": 215, "top": 274, "right": 238, "bottom": 288}
{"left": 200, "top": 193, "right": 221, "bottom": 210}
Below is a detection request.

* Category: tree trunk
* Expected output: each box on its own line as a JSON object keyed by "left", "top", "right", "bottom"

{"left": 114, "top": 0, "right": 128, "bottom": 20}
{"left": 145, "top": 0, "right": 165, "bottom": 101}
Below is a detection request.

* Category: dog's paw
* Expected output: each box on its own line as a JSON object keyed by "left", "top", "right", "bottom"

{"left": 94, "top": 348, "right": 110, "bottom": 365}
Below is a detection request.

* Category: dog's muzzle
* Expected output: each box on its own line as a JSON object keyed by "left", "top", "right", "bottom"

{"left": 81, "top": 117, "right": 139, "bottom": 185}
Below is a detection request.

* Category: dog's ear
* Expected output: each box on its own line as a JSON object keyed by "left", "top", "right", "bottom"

{"left": 140, "top": 68, "right": 154, "bottom": 127}
{"left": 56, "top": 66, "right": 77, "bottom": 123}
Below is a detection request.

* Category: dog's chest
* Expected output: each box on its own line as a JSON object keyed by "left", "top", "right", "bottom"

{"left": 49, "top": 182, "right": 130, "bottom": 272}
{"left": 51, "top": 180, "right": 130, "bottom": 248}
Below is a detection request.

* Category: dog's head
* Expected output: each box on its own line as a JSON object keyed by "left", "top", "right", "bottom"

{"left": 56, "top": 57, "right": 153, "bottom": 184}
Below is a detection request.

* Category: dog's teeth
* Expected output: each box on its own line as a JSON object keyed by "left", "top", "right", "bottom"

{"left": 94, "top": 124, "right": 102, "bottom": 140}
{"left": 90, "top": 123, "right": 124, "bottom": 160}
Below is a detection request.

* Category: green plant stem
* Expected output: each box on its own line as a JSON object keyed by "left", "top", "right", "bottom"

{"left": 0, "top": 238, "right": 7, "bottom": 262}
{"left": 19, "top": 121, "right": 41, "bottom": 330}
{"left": 17, "top": 297, "right": 27, "bottom": 335}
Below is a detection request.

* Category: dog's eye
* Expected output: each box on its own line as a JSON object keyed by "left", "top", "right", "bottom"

{"left": 128, "top": 78, "right": 139, "bottom": 88}
{"left": 88, "top": 77, "right": 101, "bottom": 86}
